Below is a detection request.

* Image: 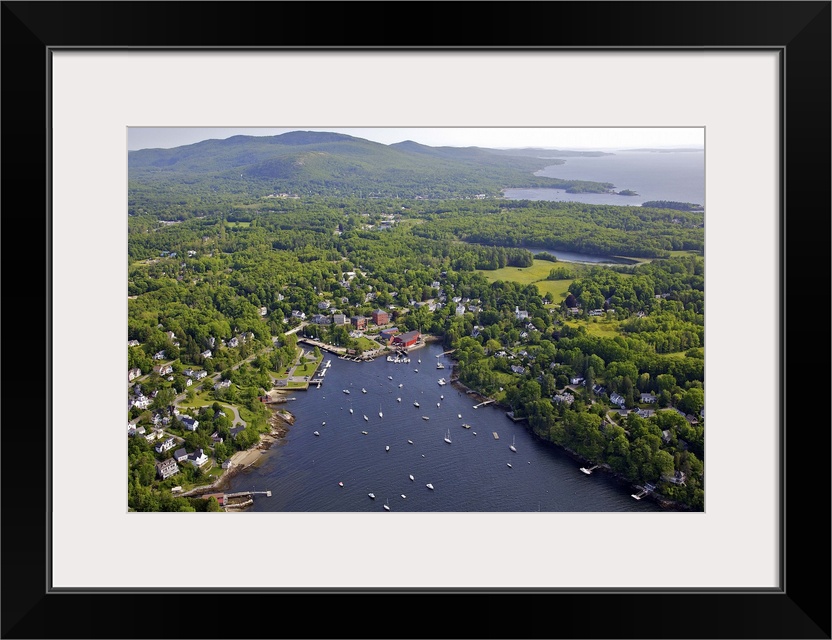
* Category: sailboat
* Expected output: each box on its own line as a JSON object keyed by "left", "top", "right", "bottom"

{"left": 379, "top": 405, "right": 383, "bottom": 418}
{"left": 363, "top": 414, "right": 369, "bottom": 421}
{"left": 409, "top": 474, "right": 415, "bottom": 481}
{"left": 426, "top": 483, "right": 434, "bottom": 490}
{"left": 507, "top": 462, "right": 512, "bottom": 468}
{"left": 510, "top": 435, "right": 517, "bottom": 452}
{"left": 444, "top": 429, "right": 452, "bottom": 444}
{"left": 349, "top": 407, "right": 354, "bottom": 414}
{"left": 383, "top": 499, "right": 390, "bottom": 511}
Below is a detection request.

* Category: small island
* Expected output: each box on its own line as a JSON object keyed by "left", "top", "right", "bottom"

{"left": 616, "top": 189, "right": 639, "bottom": 196}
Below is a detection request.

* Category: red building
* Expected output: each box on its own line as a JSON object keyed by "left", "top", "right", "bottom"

{"left": 391, "top": 330, "right": 420, "bottom": 348}
{"left": 371, "top": 309, "right": 390, "bottom": 325}
{"left": 351, "top": 315, "right": 368, "bottom": 330}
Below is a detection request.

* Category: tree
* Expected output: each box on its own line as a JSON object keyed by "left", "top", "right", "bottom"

{"left": 206, "top": 496, "right": 222, "bottom": 512}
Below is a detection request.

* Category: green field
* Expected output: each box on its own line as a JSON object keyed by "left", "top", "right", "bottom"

{"left": 477, "top": 259, "right": 588, "bottom": 301}
{"left": 564, "top": 319, "right": 624, "bottom": 338}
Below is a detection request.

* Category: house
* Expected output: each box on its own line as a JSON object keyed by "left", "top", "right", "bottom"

{"left": 127, "top": 339, "right": 140, "bottom": 347}
{"left": 592, "top": 384, "right": 607, "bottom": 396}
{"left": 180, "top": 415, "right": 199, "bottom": 431}
{"left": 201, "top": 350, "right": 212, "bottom": 359}
{"left": 156, "top": 458, "right": 179, "bottom": 480}
{"left": 173, "top": 447, "right": 189, "bottom": 462}
{"left": 193, "top": 370, "right": 208, "bottom": 380}
{"left": 391, "top": 330, "right": 420, "bottom": 349}
{"left": 155, "top": 436, "right": 176, "bottom": 454}
{"left": 230, "top": 426, "right": 245, "bottom": 439}
{"left": 185, "top": 378, "right": 192, "bottom": 387}
{"left": 311, "top": 314, "right": 331, "bottom": 325}
{"left": 214, "top": 379, "right": 232, "bottom": 390}
{"left": 371, "top": 309, "right": 389, "bottom": 325}
{"left": 379, "top": 327, "right": 399, "bottom": 341}
{"left": 635, "top": 409, "right": 655, "bottom": 418}
{"left": 609, "top": 392, "right": 626, "bottom": 407}
{"left": 589, "top": 309, "right": 605, "bottom": 316}
{"left": 317, "top": 300, "right": 331, "bottom": 310}
{"left": 228, "top": 337, "right": 239, "bottom": 348}
{"left": 207, "top": 337, "right": 216, "bottom": 348}
{"left": 661, "top": 429, "right": 673, "bottom": 444}
{"left": 553, "top": 392, "right": 575, "bottom": 405}
{"left": 210, "top": 432, "right": 223, "bottom": 444}
{"left": 332, "top": 313, "right": 347, "bottom": 326}
{"left": 153, "top": 350, "right": 166, "bottom": 360}
{"left": 222, "top": 459, "right": 234, "bottom": 469}
{"left": 183, "top": 368, "right": 195, "bottom": 377}
{"left": 131, "top": 395, "right": 151, "bottom": 410}
{"left": 128, "top": 368, "right": 142, "bottom": 382}
{"left": 511, "top": 365, "right": 526, "bottom": 375}
{"left": 350, "top": 316, "right": 368, "bottom": 331}
{"left": 514, "top": 306, "right": 529, "bottom": 320}
{"left": 662, "top": 470, "right": 687, "bottom": 486}
{"left": 259, "top": 306, "right": 268, "bottom": 316}
{"left": 455, "top": 304, "right": 466, "bottom": 316}
{"left": 571, "top": 377, "right": 585, "bottom": 386}
{"left": 153, "top": 364, "right": 173, "bottom": 376}
{"left": 640, "top": 393, "right": 657, "bottom": 404}
{"left": 291, "top": 310, "right": 306, "bottom": 321}
{"left": 189, "top": 448, "right": 208, "bottom": 468}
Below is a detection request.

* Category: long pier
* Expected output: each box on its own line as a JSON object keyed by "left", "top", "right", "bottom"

{"left": 225, "top": 490, "right": 272, "bottom": 499}
{"left": 474, "top": 399, "right": 495, "bottom": 409}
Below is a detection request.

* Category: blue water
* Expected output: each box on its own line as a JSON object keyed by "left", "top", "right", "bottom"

{"left": 503, "top": 149, "right": 705, "bottom": 207}
{"left": 225, "top": 342, "right": 666, "bottom": 512}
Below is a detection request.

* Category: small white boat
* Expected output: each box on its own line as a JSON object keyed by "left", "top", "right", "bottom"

{"left": 422, "top": 416, "right": 430, "bottom": 421}
{"left": 437, "top": 402, "right": 440, "bottom": 407}
{"left": 462, "top": 423, "right": 471, "bottom": 429}
{"left": 363, "top": 415, "right": 369, "bottom": 421}
{"left": 322, "top": 421, "right": 326, "bottom": 426}
{"left": 457, "top": 413, "right": 462, "bottom": 419}
{"left": 385, "top": 445, "right": 390, "bottom": 452}
{"left": 362, "top": 388, "right": 367, "bottom": 394}
{"left": 440, "top": 395, "right": 444, "bottom": 400}
{"left": 407, "top": 440, "right": 413, "bottom": 445}
{"left": 397, "top": 397, "right": 401, "bottom": 402}
{"left": 379, "top": 405, "right": 383, "bottom": 418}
{"left": 401, "top": 494, "right": 407, "bottom": 499}
{"left": 338, "top": 481, "right": 344, "bottom": 486}
{"left": 398, "top": 383, "right": 403, "bottom": 388}
{"left": 418, "top": 359, "right": 421, "bottom": 363}
{"left": 388, "top": 376, "right": 393, "bottom": 380}
{"left": 473, "top": 432, "right": 477, "bottom": 435}
{"left": 507, "top": 462, "right": 512, "bottom": 468}
{"left": 349, "top": 408, "right": 353, "bottom": 414}
{"left": 413, "top": 402, "right": 420, "bottom": 407}
{"left": 436, "top": 363, "right": 445, "bottom": 369}
{"left": 510, "top": 435, "right": 517, "bottom": 452}
{"left": 409, "top": 474, "right": 415, "bottom": 481}
{"left": 368, "top": 493, "right": 375, "bottom": 499}
{"left": 444, "top": 429, "right": 452, "bottom": 444}
{"left": 362, "top": 430, "right": 368, "bottom": 435}
{"left": 414, "top": 369, "right": 419, "bottom": 372}
{"left": 383, "top": 499, "right": 390, "bottom": 511}
{"left": 313, "top": 431, "right": 320, "bottom": 436}
{"left": 437, "top": 378, "right": 446, "bottom": 386}
{"left": 343, "top": 389, "right": 350, "bottom": 394}
{"left": 426, "top": 483, "right": 434, "bottom": 490}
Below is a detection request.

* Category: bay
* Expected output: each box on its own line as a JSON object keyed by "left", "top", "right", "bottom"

{"left": 225, "top": 341, "right": 666, "bottom": 512}
{"left": 503, "top": 149, "right": 705, "bottom": 207}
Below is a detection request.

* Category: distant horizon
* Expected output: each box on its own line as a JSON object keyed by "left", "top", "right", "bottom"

{"left": 127, "top": 127, "right": 705, "bottom": 153}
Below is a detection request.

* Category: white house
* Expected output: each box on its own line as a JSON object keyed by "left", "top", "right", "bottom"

{"left": 153, "top": 351, "right": 167, "bottom": 360}
{"left": 609, "top": 392, "right": 626, "bottom": 407}
{"left": 180, "top": 415, "right": 199, "bottom": 431}
{"left": 173, "top": 447, "right": 189, "bottom": 462}
{"left": 189, "top": 448, "right": 209, "bottom": 468}
{"left": 127, "top": 339, "right": 140, "bottom": 347}
{"left": 640, "top": 393, "right": 657, "bottom": 404}
{"left": 201, "top": 350, "right": 212, "bottom": 359}
{"left": 156, "top": 458, "right": 179, "bottom": 480}
{"left": 193, "top": 370, "right": 208, "bottom": 380}
{"left": 154, "top": 436, "right": 176, "bottom": 454}
{"left": 128, "top": 368, "right": 142, "bottom": 382}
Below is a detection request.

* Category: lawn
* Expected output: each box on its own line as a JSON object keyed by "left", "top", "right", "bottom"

{"left": 564, "top": 319, "right": 624, "bottom": 338}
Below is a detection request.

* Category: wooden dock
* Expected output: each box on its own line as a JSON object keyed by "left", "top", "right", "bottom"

{"left": 474, "top": 399, "right": 495, "bottom": 409}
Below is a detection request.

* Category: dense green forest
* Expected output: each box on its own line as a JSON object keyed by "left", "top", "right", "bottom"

{"left": 128, "top": 132, "right": 705, "bottom": 511}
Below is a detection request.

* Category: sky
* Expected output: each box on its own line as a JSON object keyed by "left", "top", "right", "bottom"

{"left": 127, "top": 127, "right": 704, "bottom": 152}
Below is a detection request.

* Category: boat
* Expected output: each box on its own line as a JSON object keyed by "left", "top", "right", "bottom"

{"left": 440, "top": 395, "right": 444, "bottom": 400}
{"left": 361, "top": 430, "right": 368, "bottom": 435}
{"left": 338, "top": 481, "right": 344, "bottom": 486}
{"left": 472, "top": 432, "right": 477, "bottom": 435}
{"left": 457, "top": 413, "right": 462, "bottom": 419}
{"left": 436, "top": 362, "right": 444, "bottom": 369}
{"left": 507, "top": 462, "right": 512, "bottom": 468}
{"left": 437, "top": 402, "right": 440, "bottom": 407}
{"left": 363, "top": 414, "right": 369, "bottom": 421}
{"left": 401, "top": 494, "right": 407, "bottom": 499}
{"left": 383, "top": 499, "right": 390, "bottom": 511}
{"left": 413, "top": 402, "right": 420, "bottom": 407}
{"left": 379, "top": 405, "right": 383, "bottom": 418}
{"left": 407, "top": 440, "right": 413, "bottom": 445}
{"left": 510, "top": 435, "right": 517, "bottom": 452}
{"left": 461, "top": 423, "right": 471, "bottom": 429}
{"left": 388, "top": 375, "right": 393, "bottom": 380}
{"left": 362, "top": 388, "right": 367, "bottom": 393}
{"left": 422, "top": 416, "right": 430, "bottom": 421}
{"left": 418, "top": 359, "right": 421, "bottom": 363}
{"left": 414, "top": 368, "right": 419, "bottom": 372}
{"left": 349, "top": 408, "right": 354, "bottom": 414}
{"left": 437, "top": 378, "right": 446, "bottom": 386}
{"left": 397, "top": 397, "right": 401, "bottom": 402}
{"left": 398, "top": 383, "right": 403, "bottom": 388}
{"left": 409, "top": 474, "right": 415, "bottom": 481}
{"left": 385, "top": 445, "right": 390, "bottom": 452}
{"left": 368, "top": 493, "right": 375, "bottom": 499}
{"left": 322, "top": 421, "right": 326, "bottom": 426}
{"left": 313, "top": 431, "right": 320, "bottom": 436}
{"left": 444, "top": 429, "right": 452, "bottom": 444}
{"left": 343, "top": 389, "right": 350, "bottom": 394}
{"left": 426, "top": 483, "right": 434, "bottom": 490}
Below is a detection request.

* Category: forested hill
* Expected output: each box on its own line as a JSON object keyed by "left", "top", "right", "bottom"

{"left": 128, "top": 131, "right": 616, "bottom": 198}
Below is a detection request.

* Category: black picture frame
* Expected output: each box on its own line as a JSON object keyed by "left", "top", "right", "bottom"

{"left": 2, "top": 2, "right": 829, "bottom": 638}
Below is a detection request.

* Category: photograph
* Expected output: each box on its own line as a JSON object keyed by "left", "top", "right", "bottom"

{"left": 3, "top": 1, "right": 829, "bottom": 638}
{"left": 126, "top": 126, "right": 707, "bottom": 515}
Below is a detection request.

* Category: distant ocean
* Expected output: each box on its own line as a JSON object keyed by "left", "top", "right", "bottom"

{"left": 503, "top": 149, "right": 705, "bottom": 207}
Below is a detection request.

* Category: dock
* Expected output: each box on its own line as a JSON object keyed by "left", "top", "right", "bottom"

{"left": 631, "top": 483, "right": 655, "bottom": 500}
{"left": 474, "top": 399, "right": 495, "bottom": 409}
{"left": 579, "top": 465, "right": 599, "bottom": 475}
